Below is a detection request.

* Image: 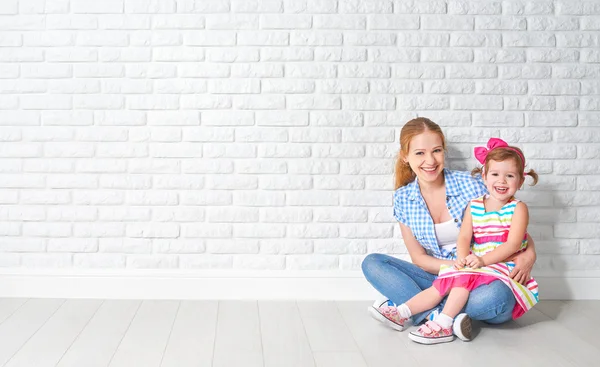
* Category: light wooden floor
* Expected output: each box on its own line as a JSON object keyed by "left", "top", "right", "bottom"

{"left": 0, "top": 299, "right": 598, "bottom": 367}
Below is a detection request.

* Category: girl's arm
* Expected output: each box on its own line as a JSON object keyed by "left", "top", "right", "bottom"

{"left": 456, "top": 209, "right": 473, "bottom": 262}
{"left": 508, "top": 234, "right": 537, "bottom": 284}
{"left": 400, "top": 223, "right": 454, "bottom": 274}
{"left": 481, "top": 202, "right": 529, "bottom": 267}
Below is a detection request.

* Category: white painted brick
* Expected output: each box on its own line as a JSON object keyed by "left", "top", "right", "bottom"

{"left": 263, "top": 80, "right": 315, "bottom": 94}
{"left": 422, "top": 48, "right": 474, "bottom": 63}
{"left": 177, "top": 0, "right": 230, "bottom": 13}
{"left": 23, "top": 222, "right": 71, "bottom": 237}
{"left": 153, "top": 14, "right": 205, "bottom": 29}
{"left": 154, "top": 48, "right": 206, "bottom": 62}
{"left": 288, "top": 224, "right": 338, "bottom": 239}
{"left": 314, "top": 176, "right": 365, "bottom": 190}
{"left": 206, "top": 240, "right": 259, "bottom": 254}
{"left": 179, "top": 255, "right": 232, "bottom": 269}
{"left": 74, "top": 191, "right": 125, "bottom": 206}
{"left": 206, "top": 176, "right": 258, "bottom": 190}
{"left": 0, "top": 174, "right": 45, "bottom": 189}
{"left": 154, "top": 239, "right": 204, "bottom": 254}
{"left": 370, "top": 49, "right": 419, "bottom": 63}
{"left": 130, "top": 31, "right": 181, "bottom": 46}
{"left": 48, "top": 239, "right": 98, "bottom": 253}
{"left": 475, "top": 49, "right": 526, "bottom": 64}
{"left": 99, "top": 15, "right": 152, "bottom": 30}
{"left": 315, "top": 48, "right": 367, "bottom": 62}
{"left": 314, "top": 15, "right": 366, "bottom": 29}
{"left": 262, "top": 48, "right": 313, "bottom": 61}
{"left": 236, "top": 160, "right": 287, "bottom": 174}
{"left": 339, "top": 0, "right": 392, "bottom": 13}
{"left": 503, "top": 1, "right": 554, "bottom": 15}
{"left": 0, "top": 190, "right": 18, "bottom": 204}
{"left": 367, "top": 239, "right": 407, "bottom": 254}
{"left": 181, "top": 96, "right": 232, "bottom": 110}
{"left": 555, "top": 224, "right": 600, "bottom": 239}
{"left": 288, "top": 160, "right": 339, "bottom": 174}
{"left": 555, "top": 161, "right": 600, "bottom": 175}
{"left": 555, "top": 192, "right": 600, "bottom": 206}
{"left": 48, "top": 175, "right": 98, "bottom": 189}
{"left": 182, "top": 159, "right": 234, "bottom": 174}
{"left": 341, "top": 191, "right": 391, "bottom": 206}
{"left": 556, "top": 1, "right": 600, "bottom": 15}
{"left": 1, "top": 207, "right": 45, "bottom": 221}
{"left": 0, "top": 238, "right": 45, "bottom": 253}
{"left": 129, "top": 159, "right": 180, "bottom": 174}
{"left": 234, "top": 255, "right": 285, "bottom": 270}
{"left": 312, "top": 145, "right": 365, "bottom": 158}
{"left": 259, "top": 176, "right": 312, "bottom": 190}
{"left": 235, "top": 95, "right": 286, "bottom": 110}
{"left": 74, "top": 254, "right": 125, "bottom": 268}
{"left": 127, "top": 223, "right": 180, "bottom": 238}
{"left": 181, "top": 223, "right": 232, "bottom": 238}
{"left": 448, "top": 0, "right": 501, "bottom": 14}
{"left": 535, "top": 240, "right": 578, "bottom": 255}
{"left": 238, "top": 31, "right": 289, "bottom": 46}
{"left": 235, "top": 127, "right": 288, "bottom": 142}
{"left": 287, "top": 255, "right": 338, "bottom": 270}
{"left": 422, "top": 15, "right": 474, "bottom": 30}
{"left": 126, "top": 64, "right": 178, "bottom": 78}
{"left": 206, "top": 14, "right": 259, "bottom": 29}
{"left": 579, "top": 145, "right": 600, "bottom": 159}
{"left": 260, "top": 239, "right": 312, "bottom": 254}
{"left": 127, "top": 255, "right": 178, "bottom": 269}
{"left": 232, "top": 64, "right": 284, "bottom": 78}
{"left": 125, "top": 0, "right": 176, "bottom": 13}
{"left": 556, "top": 33, "right": 600, "bottom": 48}
{"left": 344, "top": 32, "right": 395, "bottom": 46}
{"left": 580, "top": 240, "right": 600, "bottom": 255}
{"left": 287, "top": 95, "right": 341, "bottom": 110}
{"left": 21, "top": 254, "right": 72, "bottom": 268}
{"left": 475, "top": 16, "right": 526, "bottom": 30}
{"left": 232, "top": 0, "right": 283, "bottom": 13}
{"left": 341, "top": 160, "right": 393, "bottom": 175}
{"left": 127, "top": 191, "right": 178, "bottom": 206}
{"left": 0, "top": 15, "right": 44, "bottom": 30}
{"left": 204, "top": 144, "right": 257, "bottom": 159}
{"left": 20, "top": 0, "right": 70, "bottom": 14}
{"left": 47, "top": 207, "right": 98, "bottom": 222}
{"left": 505, "top": 96, "right": 556, "bottom": 111}
{"left": 149, "top": 111, "right": 200, "bottom": 127}
{"left": 234, "top": 224, "right": 286, "bottom": 238}
{"left": 314, "top": 240, "right": 366, "bottom": 255}
{"left": 314, "top": 208, "right": 368, "bottom": 223}
{"left": 154, "top": 175, "right": 204, "bottom": 190}
{"left": 99, "top": 207, "right": 151, "bottom": 222}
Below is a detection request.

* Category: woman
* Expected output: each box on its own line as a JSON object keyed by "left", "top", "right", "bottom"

{"left": 361, "top": 117, "right": 537, "bottom": 341}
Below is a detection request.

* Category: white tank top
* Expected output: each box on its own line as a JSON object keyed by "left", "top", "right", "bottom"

{"left": 434, "top": 220, "right": 459, "bottom": 251}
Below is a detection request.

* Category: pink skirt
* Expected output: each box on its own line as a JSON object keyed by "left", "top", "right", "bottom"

{"left": 433, "top": 273, "right": 498, "bottom": 294}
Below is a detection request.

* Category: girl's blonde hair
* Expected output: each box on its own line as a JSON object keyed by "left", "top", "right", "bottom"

{"left": 394, "top": 117, "right": 446, "bottom": 189}
{"left": 471, "top": 146, "right": 538, "bottom": 186}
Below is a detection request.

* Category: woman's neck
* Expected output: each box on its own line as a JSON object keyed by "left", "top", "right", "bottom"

{"left": 418, "top": 175, "right": 445, "bottom": 195}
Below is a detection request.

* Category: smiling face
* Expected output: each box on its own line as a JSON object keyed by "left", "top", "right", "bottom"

{"left": 403, "top": 130, "right": 445, "bottom": 186}
{"left": 483, "top": 158, "right": 524, "bottom": 203}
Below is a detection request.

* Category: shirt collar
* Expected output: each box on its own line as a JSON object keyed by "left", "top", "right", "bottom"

{"left": 407, "top": 168, "right": 462, "bottom": 201}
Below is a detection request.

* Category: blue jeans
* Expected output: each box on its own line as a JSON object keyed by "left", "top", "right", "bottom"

{"left": 362, "top": 253, "right": 515, "bottom": 325}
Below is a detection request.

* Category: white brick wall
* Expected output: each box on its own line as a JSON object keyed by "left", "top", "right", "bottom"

{"left": 0, "top": 0, "right": 599, "bottom": 278}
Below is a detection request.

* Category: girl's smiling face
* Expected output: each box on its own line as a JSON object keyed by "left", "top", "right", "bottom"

{"left": 483, "top": 158, "right": 524, "bottom": 202}
{"left": 403, "top": 130, "right": 445, "bottom": 185}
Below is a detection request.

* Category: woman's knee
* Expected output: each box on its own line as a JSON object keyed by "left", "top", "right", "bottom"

{"left": 361, "top": 253, "right": 387, "bottom": 276}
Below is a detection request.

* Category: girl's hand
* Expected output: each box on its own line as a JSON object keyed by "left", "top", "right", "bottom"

{"left": 454, "top": 258, "right": 466, "bottom": 270}
{"left": 510, "top": 248, "right": 535, "bottom": 285}
{"left": 465, "top": 254, "right": 484, "bottom": 269}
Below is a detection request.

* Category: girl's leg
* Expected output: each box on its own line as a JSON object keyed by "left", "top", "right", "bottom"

{"left": 405, "top": 287, "right": 445, "bottom": 316}
{"left": 362, "top": 254, "right": 437, "bottom": 323}
{"left": 440, "top": 287, "right": 470, "bottom": 319}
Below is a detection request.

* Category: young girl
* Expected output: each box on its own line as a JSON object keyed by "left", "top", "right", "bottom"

{"left": 374, "top": 137, "right": 540, "bottom": 345}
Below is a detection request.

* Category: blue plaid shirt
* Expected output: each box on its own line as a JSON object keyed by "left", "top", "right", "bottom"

{"left": 393, "top": 169, "right": 487, "bottom": 260}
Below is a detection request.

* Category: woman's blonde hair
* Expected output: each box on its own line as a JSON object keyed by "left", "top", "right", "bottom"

{"left": 471, "top": 146, "right": 538, "bottom": 186}
{"left": 394, "top": 117, "right": 446, "bottom": 189}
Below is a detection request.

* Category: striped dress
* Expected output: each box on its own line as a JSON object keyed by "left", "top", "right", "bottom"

{"left": 433, "top": 195, "right": 539, "bottom": 319}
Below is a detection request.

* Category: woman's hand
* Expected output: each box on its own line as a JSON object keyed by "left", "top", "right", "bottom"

{"left": 465, "top": 254, "right": 484, "bottom": 269}
{"left": 510, "top": 247, "right": 536, "bottom": 285}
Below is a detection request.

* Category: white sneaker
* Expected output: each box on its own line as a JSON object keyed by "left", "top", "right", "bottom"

{"left": 453, "top": 313, "right": 473, "bottom": 341}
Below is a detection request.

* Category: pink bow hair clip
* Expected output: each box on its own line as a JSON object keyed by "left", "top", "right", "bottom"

{"left": 474, "top": 137, "right": 526, "bottom": 168}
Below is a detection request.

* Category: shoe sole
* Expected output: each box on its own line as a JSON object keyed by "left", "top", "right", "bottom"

{"left": 367, "top": 306, "right": 406, "bottom": 332}
{"left": 408, "top": 332, "right": 455, "bottom": 345}
{"left": 453, "top": 314, "right": 472, "bottom": 342}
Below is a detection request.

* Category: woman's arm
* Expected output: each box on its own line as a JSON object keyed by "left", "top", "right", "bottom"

{"left": 509, "top": 233, "right": 537, "bottom": 284}
{"left": 400, "top": 223, "right": 454, "bottom": 274}
{"left": 480, "top": 202, "right": 529, "bottom": 267}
